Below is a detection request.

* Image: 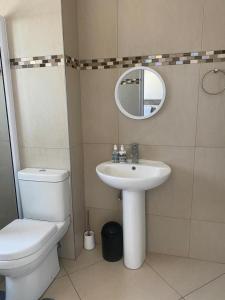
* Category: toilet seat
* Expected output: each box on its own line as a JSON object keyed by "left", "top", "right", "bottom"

{"left": 0, "top": 219, "right": 57, "bottom": 261}
{"left": 0, "top": 217, "right": 70, "bottom": 274}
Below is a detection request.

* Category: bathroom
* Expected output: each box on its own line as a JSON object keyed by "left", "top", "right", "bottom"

{"left": 0, "top": 0, "right": 225, "bottom": 299}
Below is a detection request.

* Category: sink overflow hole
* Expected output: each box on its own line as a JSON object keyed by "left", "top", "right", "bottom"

{"left": 132, "top": 166, "right": 136, "bottom": 170}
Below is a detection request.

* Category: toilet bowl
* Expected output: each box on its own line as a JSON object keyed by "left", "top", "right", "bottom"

{"left": 0, "top": 168, "right": 71, "bottom": 300}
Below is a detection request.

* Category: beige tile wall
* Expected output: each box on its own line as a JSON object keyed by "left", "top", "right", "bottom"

{"left": 61, "top": 0, "right": 78, "bottom": 58}
{"left": 63, "top": 66, "right": 85, "bottom": 257}
{"left": 80, "top": 69, "right": 118, "bottom": 144}
{"left": 118, "top": 0, "right": 204, "bottom": 57}
{"left": 77, "top": 0, "right": 117, "bottom": 59}
{"left": 78, "top": 0, "right": 225, "bottom": 262}
{"left": 61, "top": 0, "right": 85, "bottom": 257}
{"left": 1, "top": 0, "right": 64, "bottom": 58}
{"left": 0, "top": 0, "right": 76, "bottom": 259}
{"left": 2, "top": 0, "right": 225, "bottom": 263}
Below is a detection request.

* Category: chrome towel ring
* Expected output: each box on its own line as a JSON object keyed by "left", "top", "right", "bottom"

{"left": 202, "top": 68, "right": 225, "bottom": 95}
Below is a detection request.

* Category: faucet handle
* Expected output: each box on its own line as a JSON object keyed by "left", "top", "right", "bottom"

{"left": 131, "top": 143, "right": 139, "bottom": 151}
{"left": 130, "top": 143, "right": 139, "bottom": 163}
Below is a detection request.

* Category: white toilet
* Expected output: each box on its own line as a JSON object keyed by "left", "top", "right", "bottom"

{"left": 0, "top": 168, "right": 71, "bottom": 300}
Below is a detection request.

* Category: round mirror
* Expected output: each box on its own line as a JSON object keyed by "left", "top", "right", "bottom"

{"left": 115, "top": 67, "right": 166, "bottom": 119}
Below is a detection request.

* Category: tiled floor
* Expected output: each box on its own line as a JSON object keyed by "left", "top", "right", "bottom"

{"left": 1, "top": 247, "right": 225, "bottom": 299}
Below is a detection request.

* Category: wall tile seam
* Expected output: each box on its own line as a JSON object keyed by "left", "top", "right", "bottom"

{"left": 19, "top": 146, "right": 70, "bottom": 150}
{"left": 85, "top": 210, "right": 225, "bottom": 224}
{"left": 83, "top": 142, "right": 225, "bottom": 149}
{"left": 188, "top": 103, "right": 201, "bottom": 256}
{"left": 148, "top": 214, "right": 225, "bottom": 225}
{"left": 146, "top": 214, "right": 190, "bottom": 221}
{"left": 85, "top": 206, "right": 121, "bottom": 212}
{"left": 85, "top": 208, "right": 193, "bottom": 222}
{"left": 190, "top": 218, "right": 225, "bottom": 225}
{"left": 9, "top": 49, "right": 225, "bottom": 70}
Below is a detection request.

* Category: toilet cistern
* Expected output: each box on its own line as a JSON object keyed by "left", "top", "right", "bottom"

{"left": 96, "top": 159, "right": 171, "bottom": 269}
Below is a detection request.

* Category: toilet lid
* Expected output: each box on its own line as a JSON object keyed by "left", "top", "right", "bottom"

{"left": 0, "top": 219, "right": 57, "bottom": 261}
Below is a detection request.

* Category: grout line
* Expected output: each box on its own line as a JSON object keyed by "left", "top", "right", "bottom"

{"left": 19, "top": 145, "right": 70, "bottom": 150}
{"left": 63, "top": 259, "right": 104, "bottom": 277}
{"left": 145, "top": 260, "right": 183, "bottom": 297}
{"left": 85, "top": 206, "right": 225, "bottom": 226}
{"left": 82, "top": 142, "right": 225, "bottom": 149}
{"left": 60, "top": 256, "right": 104, "bottom": 300}
{"left": 116, "top": 0, "right": 119, "bottom": 58}
{"left": 147, "top": 213, "right": 190, "bottom": 221}
{"left": 193, "top": 63, "right": 202, "bottom": 149}
{"left": 86, "top": 206, "right": 121, "bottom": 212}
{"left": 183, "top": 272, "right": 225, "bottom": 298}
{"left": 65, "top": 259, "right": 106, "bottom": 300}
{"left": 60, "top": 248, "right": 104, "bottom": 277}
{"left": 190, "top": 218, "right": 225, "bottom": 226}
{"left": 201, "top": 0, "right": 206, "bottom": 51}
{"left": 55, "top": 268, "right": 68, "bottom": 280}
{"left": 148, "top": 250, "right": 225, "bottom": 265}
{"left": 146, "top": 256, "right": 225, "bottom": 298}
{"left": 67, "top": 275, "right": 82, "bottom": 300}
{"left": 187, "top": 63, "right": 202, "bottom": 257}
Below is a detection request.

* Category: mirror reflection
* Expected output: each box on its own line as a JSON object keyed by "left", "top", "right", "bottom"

{"left": 115, "top": 67, "right": 166, "bottom": 119}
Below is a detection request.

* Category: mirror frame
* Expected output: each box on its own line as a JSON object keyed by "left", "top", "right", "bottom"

{"left": 115, "top": 66, "right": 166, "bottom": 120}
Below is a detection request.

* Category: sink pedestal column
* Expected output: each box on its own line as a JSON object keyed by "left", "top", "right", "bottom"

{"left": 122, "top": 190, "right": 146, "bottom": 269}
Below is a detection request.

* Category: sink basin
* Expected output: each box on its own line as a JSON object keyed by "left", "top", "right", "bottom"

{"left": 96, "top": 159, "right": 171, "bottom": 191}
{"left": 96, "top": 159, "right": 171, "bottom": 270}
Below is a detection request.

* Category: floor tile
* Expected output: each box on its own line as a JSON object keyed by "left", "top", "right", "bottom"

{"left": 185, "top": 274, "right": 225, "bottom": 300}
{"left": 70, "top": 260, "right": 180, "bottom": 300}
{"left": 62, "top": 246, "right": 103, "bottom": 274}
{"left": 57, "top": 260, "right": 67, "bottom": 278}
{"left": 41, "top": 276, "right": 80, "bottom": 300}
{"left": 147, "top": 253, "right": 225, "bottom": 296}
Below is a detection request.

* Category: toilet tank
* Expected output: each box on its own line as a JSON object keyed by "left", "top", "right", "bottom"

{"left": 18, "top": 168, "right": 70, "bottom": 222}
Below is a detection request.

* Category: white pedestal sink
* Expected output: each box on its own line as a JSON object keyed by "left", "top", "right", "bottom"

{"left": 96, "top": 159, "right": 171, "bottom": 269}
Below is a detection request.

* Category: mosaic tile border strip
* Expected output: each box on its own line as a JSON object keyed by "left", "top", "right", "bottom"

{"left": 65, "top": 55, "right": 79, "bottom": 69}
{"left": 10, "top": 50, "right": 225, "bottom": 70}
{"left": 10, "top": 55, "right": 64, "bottom": 69}
{"left": 79, "top": 50, "right": 225, "bottom": 70}
{"left": 10, "top": 54, "right": 79, "bottom": 69}
{"left": 121, "top": 78, "right": 140, "bottom": 85}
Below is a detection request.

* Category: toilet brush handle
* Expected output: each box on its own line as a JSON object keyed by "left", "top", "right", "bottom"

{"left": 87, "top": 210, "right": 91, "bottom": 236}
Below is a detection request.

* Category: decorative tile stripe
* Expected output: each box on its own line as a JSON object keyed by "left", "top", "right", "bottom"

{"left": 10, "top": 55, "right": 64, "bottom": 69}
{"left": 10, "top": 54, "right": 79, "bottom": 69}
{"left": 79, "top": 50, "right": 225, "bottom": 70}
{"left": 9, "top": 50, "right": 225, "bottom": 70}
{"left": 121, "top": 78, "right": 140, "bottom": 85}
{"left": 65, "top": 55, "right": 79, "bottom": 69}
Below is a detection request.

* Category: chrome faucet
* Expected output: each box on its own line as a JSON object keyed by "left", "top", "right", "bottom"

{"left": 130, "top": 143, "right": 139, "bottom": 164}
